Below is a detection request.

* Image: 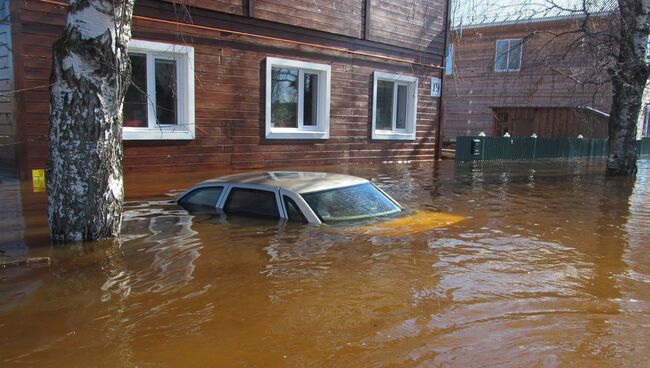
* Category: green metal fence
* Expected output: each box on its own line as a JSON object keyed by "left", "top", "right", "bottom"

{"left": 638, "top": 137, "right": 650, "bottom": 156}
{"left": 456, "top": 137, "right": 650, "bottom": 162}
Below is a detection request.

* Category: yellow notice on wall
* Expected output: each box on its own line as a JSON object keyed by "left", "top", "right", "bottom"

{"left": 32, "top": 169, "right": 46, "bottom": 193}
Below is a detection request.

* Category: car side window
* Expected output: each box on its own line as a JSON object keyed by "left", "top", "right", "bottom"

{"left": 178, "top": 187, "right": 223, "bottom": 207}
{"left": 224, "top": 188, "right": 279, "bottom": 219}
{"left": 283, "top": 196, "right": 307, "bottom": 223}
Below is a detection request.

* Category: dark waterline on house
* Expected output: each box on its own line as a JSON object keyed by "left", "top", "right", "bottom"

{"left": 1, "top": 159, "right": 649, "bottom": 367}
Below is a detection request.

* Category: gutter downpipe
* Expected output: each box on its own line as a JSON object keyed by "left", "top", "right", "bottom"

{"left": 435, "top": 0, "right": 452, "bottom": 161}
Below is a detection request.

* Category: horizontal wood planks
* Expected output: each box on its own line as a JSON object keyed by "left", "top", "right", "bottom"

{"left": 157, "top": 0, "right": 447, "bottom": 55}
{"left": 161, "top": 0, "right": 245, "bottom": 16}
{"left": 443, "top": 18, "right": 613, "bottom": 140}
{"left": 254, "top": 0, "right": 363, "bottom": 38}
{"left": 367, "top": 0, "right": 446, "bottom": 53}
{"left": 493, "top": 107, "right": 608, "bottom": 138}
{"left": 14, "top": 0, "right": 443, "bottom": 174}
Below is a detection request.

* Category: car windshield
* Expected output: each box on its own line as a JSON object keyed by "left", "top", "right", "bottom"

{"left": 301, "top": 183, "right": 401, "bottom": 223}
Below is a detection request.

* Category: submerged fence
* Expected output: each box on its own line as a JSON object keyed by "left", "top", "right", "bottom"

{"left": 456, "top": 137, "right": 650, "bottom": 162}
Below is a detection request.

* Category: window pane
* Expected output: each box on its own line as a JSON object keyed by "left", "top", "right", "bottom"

{"left": 376, "top": 80, "right": 393, "bottom": 130}
{"left": 284, "top": 196, "right": 307, "bottom": 223}
{"left": 508, "top": 40, "right": 522, "bottom": 70}
{"left": 224, "top": 188, "right": 279, "bottom": 219}
{"left": 396, "top": 84, "right": 408, "bottom": 129}
{"left": 495, "top": 40, "right": 508, "bottom": 71}
{"left": 124, "top": 53, "right": 148, "bottom": 128}
{"left": 301, "top": 183, "right": 400, "bottom": 223}
{"left": 178, "top": 187, "right": 223, "bottom": 207}
{"left": 155, "top": 59, "right": 177, "bottom": 125}
{"left": 303, "top": 73, "right": 318, "bottom": 126}
{"left": 271, "top": 67, "right": 298, "bottom": 128}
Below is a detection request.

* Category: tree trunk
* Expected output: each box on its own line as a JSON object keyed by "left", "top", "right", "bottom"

{"left": 607, "top": 0, "right": 650, "bottom": 176}
{"left": 47, "top": 0, "right": 135, "bottom": 242}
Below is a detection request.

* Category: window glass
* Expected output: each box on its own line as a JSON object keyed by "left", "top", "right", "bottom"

{"left": 508, "top": 40, "right": 522, "bottom": 70}
{"left": 265, "top": 58, "right": 330, "bottom": 139}
{"left": 372, "top": 72, "right": 417, "bottom": 140}
{"left": 155, "top": 59, "right": 178, "bottom": 125}
{"left": 124, "top": 53, "right": 148, "bottom": 128}
{"left": 495, "top": 40, "right": 508, "bottom": 71}
{"left": 284, "top": 196, "right": 307, "bottom": 223}
{"left": 271, "top": 67, "right": 299, "bottom": 128}
{"left": 301, "top": 183, "right": 400, "bottom": 223}
{"left": 224, "top": 188, "right": 279, "bottom": 219}
{"left": 178, "top": 187, "right": 223, "bottom": 207}
{"left": 303, "top": 73, "right": 318, "bottom": 126}
{"left": 123, "top": 40, "right": 195, "bottom": 140}
{"left": 376, "top": 80, "right": 393, "bottom": 130}
{"left": 396, "top": 84, "right": 408, "bottom": 129}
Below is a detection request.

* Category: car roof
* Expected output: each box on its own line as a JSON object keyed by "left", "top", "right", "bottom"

{"left": 196, "top": 171, "right": 369, "bottom": 194}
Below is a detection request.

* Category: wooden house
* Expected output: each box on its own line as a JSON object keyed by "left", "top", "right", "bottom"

{"left": 443, "top": 2, "right": 617, "bottom": 141}
{"left": 1, "top": 0, "right": 449, "bottom": 178}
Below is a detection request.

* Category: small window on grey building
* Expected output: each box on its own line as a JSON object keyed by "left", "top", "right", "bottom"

{"left": 495, "top": 39, "right": 523, "bottom": 72}
{"left": 224, "top": 188, "right": 279, "bottom": 219}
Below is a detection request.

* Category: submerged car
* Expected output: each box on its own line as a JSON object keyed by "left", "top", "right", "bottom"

{"left": 177, "top": 171, "right": 463, "bottom": 233}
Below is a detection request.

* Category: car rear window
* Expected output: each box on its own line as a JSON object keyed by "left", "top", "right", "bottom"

{"left": 178, "top": 187, "right": 223, "bottom": 207}
{"left": 301, "top": 183, "right": 400, "bottom": 223}
{"left": 224, "top": 188, "right": 279, "bottom": 219}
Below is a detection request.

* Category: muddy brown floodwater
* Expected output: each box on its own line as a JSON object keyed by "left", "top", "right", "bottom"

{"left": 1, "top": 159, "right": 649, "bottom": 367}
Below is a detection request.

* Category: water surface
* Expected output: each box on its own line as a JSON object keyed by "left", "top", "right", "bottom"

{"left": 1, "top": 159, "right": 649, "bottom": 367}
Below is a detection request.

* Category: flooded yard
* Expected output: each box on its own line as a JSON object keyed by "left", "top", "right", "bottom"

{"left": 1, "top": 159, "right": 649, "bottom": 367}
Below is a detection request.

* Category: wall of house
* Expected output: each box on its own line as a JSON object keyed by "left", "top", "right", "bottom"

{"left": 158, "top": 0, "right": 447, "bottom": 50}
{"left": 0, "top": 0, "right": 15, "bottom": 171}
{"left": 11, "top": 0, "right": 446, "bottom": 176}
{"left": 443, "top": 18, "right": 613, "bottom": 141}
{"left": 492, "top": 107, "right": 609, "bottom": 139}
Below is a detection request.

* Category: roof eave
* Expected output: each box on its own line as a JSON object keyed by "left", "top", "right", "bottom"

{"left": 451, "top": 10, "right": 614, "bottom": 31}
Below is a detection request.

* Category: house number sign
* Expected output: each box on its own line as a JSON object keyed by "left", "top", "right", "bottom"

{"left": 430, "top": 77, "right": 441, "bottom": 97}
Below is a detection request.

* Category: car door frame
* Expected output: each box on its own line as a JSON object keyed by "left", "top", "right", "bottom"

{"left": 217, "top": 184, "right": 286, "bottom": 220}
{"left": 279, "top": 189, "right": 322, "bottom": 224}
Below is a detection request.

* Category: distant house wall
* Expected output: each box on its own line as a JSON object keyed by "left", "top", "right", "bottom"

{"left": 492, "top": 107, "right": 609, "bottom": 139}
{"left": 10, "top": 0, "right": 447, "bottom": 177}
{"left": 0, "top": 0, "right": 15, "bottom": 171}
{"left": 443, "top": 17, "right": 613, "bottom": 141}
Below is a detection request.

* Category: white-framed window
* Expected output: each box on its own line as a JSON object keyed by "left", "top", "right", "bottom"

{"left": 265, "top": 57, "right": 330, "bottom": 139}
{"left": 123, "top": 39, "right": 195, "bottom": 140}
{"left": 371, "top": 71, "right": 418, "bottom": 141}
{"left": 495, "top": 39, "right": 522, "bottom": 72}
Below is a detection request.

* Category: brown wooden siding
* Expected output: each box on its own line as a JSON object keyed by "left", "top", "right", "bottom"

{"left": 161, "top": 0, "right": 245, "bottom": 16}
{"left": 493, "top": 107, "right": 608, "bottom": 139}
{"left": 443, "top": 18, "right": 613, "bottom": 140}
{"left": 367, "top": 0, "right": 446, "bottom": 54}
{"left": 253, "top": 0, "right": 363, "bottom": 38}
{"left": 13, "top": 0, "right": 443, "bottom": 174}
{"left": 155, "top": 0, "right": 446, "bottom": 55}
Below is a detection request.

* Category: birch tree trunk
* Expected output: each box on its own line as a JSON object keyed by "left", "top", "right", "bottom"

{"left": 607, "top": 0, "right": 650, "bottom": 176}
{"left": 47, "top": 0, "right": 135, "bottom": 242}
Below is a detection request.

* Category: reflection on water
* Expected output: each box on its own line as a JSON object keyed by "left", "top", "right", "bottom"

{"left": 1, "top": 159, "right": 650, "bottom": 367}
